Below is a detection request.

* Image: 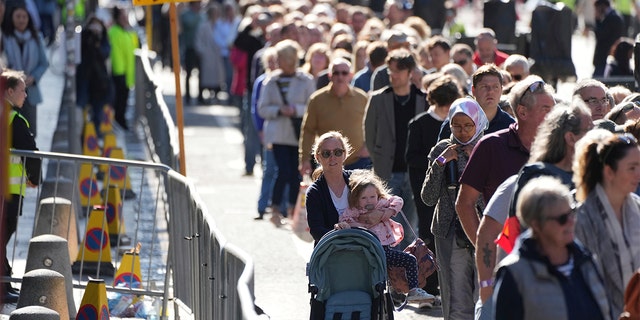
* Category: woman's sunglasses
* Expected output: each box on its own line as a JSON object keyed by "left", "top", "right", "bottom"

{"left": 546, "top": 207, "right": 576, "bottom": 225}
{"left": 319, "top": 149, "right": 345, "bottom": 159}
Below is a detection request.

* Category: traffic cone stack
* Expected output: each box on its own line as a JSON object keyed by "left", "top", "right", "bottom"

{"left": 82, "top": 121, "right": 101, "bottom": 157}
{"left": 77, "top": 279, "right": 110, "bottom": 320}
{"left": 72, "top": 207, "right": 115, "bottom": 276}
{"left": 114, "top": 245, "right": 143, "bottom": 289}
{"left": 78, "top": 163, "right": 102, "bottom": 208}
{"left": 103, "top": 147, "right": 135, "bottom": 199}
{"left": 99, "top": 105, "right": 114, "bottom": 135}
{"left": 105, "top": 185, "right": 130, "bottom": 246}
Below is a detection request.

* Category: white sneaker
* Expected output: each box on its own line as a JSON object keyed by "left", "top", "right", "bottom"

{"left": 406, "top": 288, "right": 436, "bottom": 303}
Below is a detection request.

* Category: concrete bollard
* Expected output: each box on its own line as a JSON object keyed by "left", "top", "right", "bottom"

{"left": 17, "top": 269, "right": 69, "bottom": 320}
{"left": 25, "top": 235, "right": 77, "bottom": 319}
{"left": 10, "top": 306, "right": 60, "bottom": 320}
{"left": 39, "top": 177, "right": 83, "bottom": 220}
{"left": 34, "top": 197, "right": 79, "bottom": 262}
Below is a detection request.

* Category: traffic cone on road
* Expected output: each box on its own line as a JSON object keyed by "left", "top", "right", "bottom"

{"left": 105, "top": 185, "right": 130, "bottom": 246}
{"left": 102, "top": 147, "right": 135, "bottom": 199}
{"left": 114, "top": 245, "right": 143, "bottom": 289}
{"left": 99, "top": 105, "right": 114, "bottom": 135}
{"left": 77, "top": 279, "right": 110, "bottom": 319}
{"left": 78, "top": 163, "right": 103, "bottom": 208}
{"left": 98, "top": 132, "right": 117, "bottom": 179}
{"left": 82, "top": 121, "right": 101, "bottom": 157}
{"left": 72, "top": 206, "right": 115, "bottom": 276}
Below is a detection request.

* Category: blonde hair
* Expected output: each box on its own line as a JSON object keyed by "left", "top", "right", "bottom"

{"left": 347, "top": 170, "right": 391, "bottom": 208}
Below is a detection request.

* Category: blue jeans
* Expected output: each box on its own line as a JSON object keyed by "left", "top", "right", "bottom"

{"left": 271, "top": 144, "right": 301, "bottom": 207}
{"left": 242, "top": 94, "right": 261, "bottom": 174}
{"left": 387, "top": 172, "right": 418, "bottom": 249}
{"left": 258, "top": 148, "right": 277, "bottom": 214}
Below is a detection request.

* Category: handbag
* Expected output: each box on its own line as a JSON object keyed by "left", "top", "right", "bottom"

{"left": 387, "top": 210, "right": 438, "bottom": 294}
{"left": 276, "top": 79, "right": 303, "bottom": 140}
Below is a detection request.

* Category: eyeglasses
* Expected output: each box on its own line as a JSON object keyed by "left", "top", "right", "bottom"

{"left": 519, "top": 80, "right": 544, "bottom": 105}
{"left": 332, "top": 70, "right": 349, "bottom": 76}
{"left": 319, "top": 148, "right": 345, "bottom": 159}
{"left": 450, "top": 124, "right": 475, "bottom": 133}
{"left": 546, "top": 207, "right": 576, "bottom": 226}
{"left": 599, "top": 133, "right": 638, "bottom": 164}
{"left": 454, "top": 59, "right": 468, "bottom": 66}
{"left": 583, "top": 97, "right": 609, "bottom": 106}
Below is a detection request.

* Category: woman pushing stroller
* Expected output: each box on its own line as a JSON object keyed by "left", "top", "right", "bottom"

{"left": 306, "top": 131, "right": 434, "bottom": 304}
{"left": 335, "top": 170, "right": 435, "bottom": 303}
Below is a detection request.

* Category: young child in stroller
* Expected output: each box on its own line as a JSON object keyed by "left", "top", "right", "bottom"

{"left": 335, "top": 170, "right": 435, "bottom": 303}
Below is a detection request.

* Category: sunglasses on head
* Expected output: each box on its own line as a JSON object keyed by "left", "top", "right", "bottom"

{"left": 546, "top": 207, "right": 576, "bottom": 225}
{"left": 519, "top": 80, "right": 545, "bottom": 105}
{"left": 319, "top": 148, "right": 345, "bottom": 159}
{"left": 599, "top": 133, "right": 638, "bottom": 163}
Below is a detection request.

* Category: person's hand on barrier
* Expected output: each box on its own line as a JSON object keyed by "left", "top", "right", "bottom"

{"left": 26, "top": 180, "right": 37, "bottom": 188}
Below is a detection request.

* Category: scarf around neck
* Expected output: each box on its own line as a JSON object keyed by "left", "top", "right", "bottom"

{"left": 595, "top": 183, "right": 640, "bottom": 286}
{"left": 3, "top": 30, "right": 40, "bottom": 74}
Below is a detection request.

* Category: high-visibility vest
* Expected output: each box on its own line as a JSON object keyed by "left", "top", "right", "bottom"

{"left": 8, "top": 111, "right": 29, "bottom": 196}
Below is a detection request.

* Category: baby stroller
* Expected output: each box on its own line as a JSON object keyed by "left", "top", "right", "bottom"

{"left": 307, "top": 228, "right": 394, "bottom": 320}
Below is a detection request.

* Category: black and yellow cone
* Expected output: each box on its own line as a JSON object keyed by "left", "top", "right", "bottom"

{"left": 77, "top": 279, "right": 110, "bottom": 319}
{"left": 113, "top": 245, "right": 143, "bottom": 290}
{"left": 105, "top": 185, "right": 130, "bottom": 246}
{"left": 82, "top": 121, "right": 101, "bottom": 157}
{"left": 72, "top": 207, "right": 115, "bottom": 276}
{"left": 102, "top": 147, "right": 135, "bottom": 199}
{"left": 98, "top": 132, "right": 118, "bottom": 178}
{"left": 78, "top": 163, "right": 103, "bottom": 208}
{"left": 99, "top": 104, "right": 114, "bottom": 135}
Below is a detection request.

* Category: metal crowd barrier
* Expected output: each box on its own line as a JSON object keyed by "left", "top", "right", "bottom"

{"left": 9, "top": 146, "right": 265, "bottom": 319}
{"left": 7, "top": 149, "right": 172, "bottom": 317}
{"left": 130, "top": 46, "right": 263, "bottom": 319}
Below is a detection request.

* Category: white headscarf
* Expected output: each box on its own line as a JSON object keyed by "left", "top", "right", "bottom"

{"left": 447, "top": 97, "right": 489, "bottom": 146}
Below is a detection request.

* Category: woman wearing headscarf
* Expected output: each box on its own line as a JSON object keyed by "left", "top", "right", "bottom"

{"left": 421, "top": 97, "right": 488, "bottom": 319}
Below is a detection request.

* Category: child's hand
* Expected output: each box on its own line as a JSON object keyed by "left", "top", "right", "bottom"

{"left": 334, "top": 222, "right": 351, "bottom": 230}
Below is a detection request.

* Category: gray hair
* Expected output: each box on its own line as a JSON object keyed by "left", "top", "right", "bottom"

{"left": 509, "top": 75, "right": 555, "bottom": 111}
{"left": 572, "top": 78, "right": 608, "bottom": 98}
{"left": 503, "top": 54, "right": 530, "bottom": 73}
{"left": 529, "top": 100, "right": 591, "bottom": 164}
{"left": 517, "top": 176, "right": 573, "bottom": 228}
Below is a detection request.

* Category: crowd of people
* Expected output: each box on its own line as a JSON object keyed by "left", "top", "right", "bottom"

{"left": 188, "top": 0, "right": 640, "bottom": 318}
{"left": 167, "top": 0, "right": 640, "bottom": 318}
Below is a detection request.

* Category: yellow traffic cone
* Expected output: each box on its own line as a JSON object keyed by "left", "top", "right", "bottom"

{"left": 99, "top": 104, "right": 114, "bottom": 135}
{"left": 114, "top": 245, "right": 143, "bottom": 289}
{"left": 103, "top": 147, "right": 135, "bottom": 199}
{"left": 98, "top": 132, "right": 118, "bottom": 178}
{"left": 78, "top": 163, "right": 103, "bottom": 208}
{"left": 105, "top": 185, "right": 130, "bottom": 246}
{"left": 77, "top": 279, "right": 110, "bottom": 319}
{"left": 82, "top": 121, "right": 101, "bottom": 157}
{"left": 72, "top": 207, "right": 115, "bottom": 275}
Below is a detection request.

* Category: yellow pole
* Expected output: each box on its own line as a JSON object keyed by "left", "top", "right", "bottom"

{"left": 169, "top": 2, "right": 187, "bottom": 176}
{"left": 146, "top": 6, "right": 152, "bottom": 49}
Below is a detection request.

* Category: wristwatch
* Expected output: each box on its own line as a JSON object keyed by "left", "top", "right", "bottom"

{"left": 436, "top": 155, "right": 447, "bottom": 167}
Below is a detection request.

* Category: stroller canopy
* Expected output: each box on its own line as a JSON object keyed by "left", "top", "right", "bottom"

{"left": 307, "top": 228, "right": 388, "bottom": 302}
